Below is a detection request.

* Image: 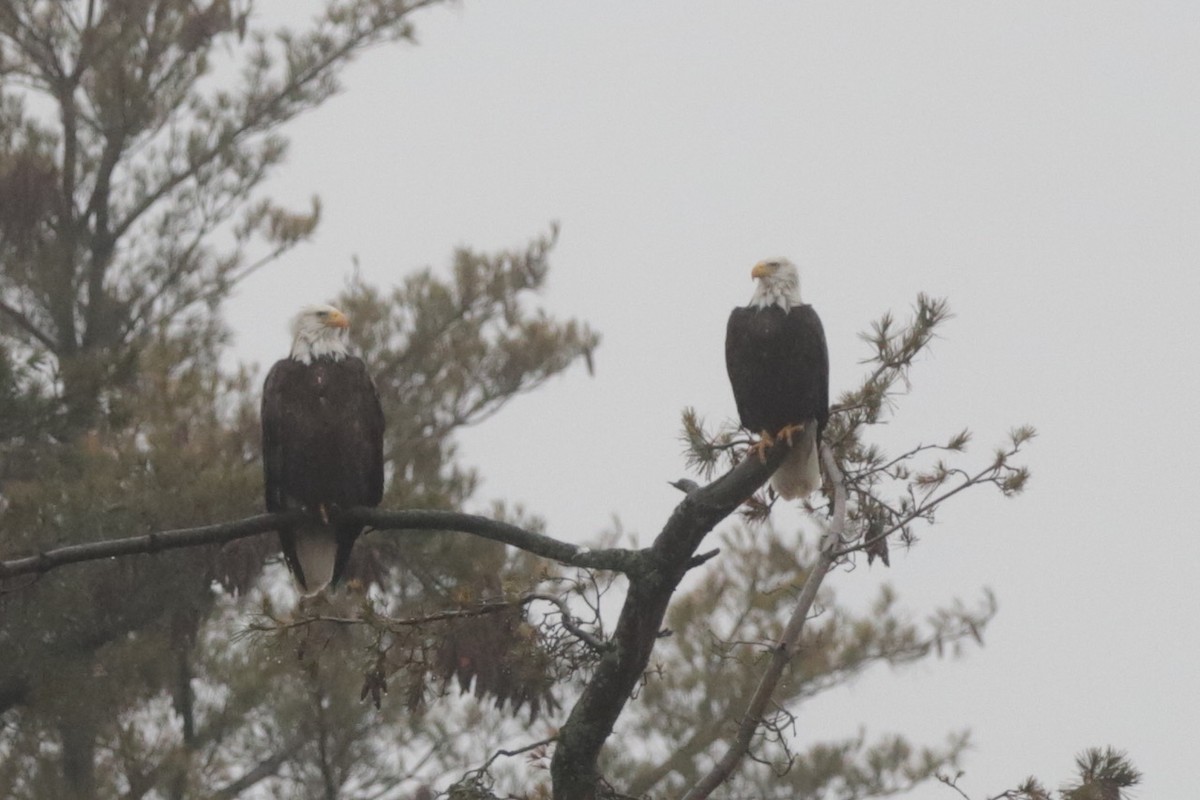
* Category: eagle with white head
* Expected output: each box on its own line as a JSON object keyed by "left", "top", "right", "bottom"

{"left": 725, "top": 259, "right": 830, "bottom": 499}
{"left": 261, "top": 304, "right": 385, "bottom": 593}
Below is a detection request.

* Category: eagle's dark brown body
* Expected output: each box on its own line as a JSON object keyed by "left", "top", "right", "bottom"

{"left": 725, "top": 303, "right": 829, "bottom": 440}
{"left": 262, "top": 356, "right": 384, "bottom": 591}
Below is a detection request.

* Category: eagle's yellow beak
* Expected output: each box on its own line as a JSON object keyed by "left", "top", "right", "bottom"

{"left": 327, "top": 309, "right": 350, "bottom": 329}
{"left": 751, "top": 262, "right": 773, "bottom": 279}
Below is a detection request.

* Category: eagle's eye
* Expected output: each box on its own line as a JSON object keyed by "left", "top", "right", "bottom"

{"left": 316, "top": 311, "right": 328, "bottom": 318}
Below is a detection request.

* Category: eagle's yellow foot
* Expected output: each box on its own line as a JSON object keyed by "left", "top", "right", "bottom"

{"left": 776, "top": 422, "right": 808, "bottom": 446}
{"left": 749, "top": 430, "right": 775, "bottom": 463}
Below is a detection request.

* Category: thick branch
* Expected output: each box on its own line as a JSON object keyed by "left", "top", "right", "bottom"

{"left": 681, "top": 444, "right": 847, "bottom": 800}
{"left": 0, "top": 508, "right": 642, "bottom": 580}
{"left": 0, "top": 512, "right": 304, "bottom": 580}
{"left": 550, "top": 441, "right": 791, "bottom": 800}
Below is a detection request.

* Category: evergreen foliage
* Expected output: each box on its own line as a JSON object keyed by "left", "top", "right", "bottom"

{"left": 0, "top": 3, "right": 596, "bottom": 797}
{"left": 938, "top": 746, "right": 1141, "bottom": 800}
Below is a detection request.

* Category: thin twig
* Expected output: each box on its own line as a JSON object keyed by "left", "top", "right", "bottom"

{"left": 255, "top": 592, "right": 610, "bottom": 653}
{"left": 846, "top": 441, "right": 958, "bottom": 482}
{"left": 252, "top": 601, "right": 519, "bottom": 634}
{"left": 525, "top": 592, "right": 609, "bottom": 652}
{"left": 936, "top": 772, "right": 973, "bottom": 800}
{"left": 836, "top": 443, "right": 1024, "bottom": 559}
{"left": 459, "top": 735, "right": 557, "bottom": 787}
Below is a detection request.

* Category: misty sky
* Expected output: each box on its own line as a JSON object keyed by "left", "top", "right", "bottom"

{"left": 228, "top": 2, "right": 1200, "bottom": 795}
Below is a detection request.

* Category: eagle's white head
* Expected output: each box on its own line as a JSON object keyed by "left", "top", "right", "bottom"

{"left": 289, "top": 304, "right": 350, "bottom": 364}
{"left": 748, "top": 258, "right": 802, "bottom": 311}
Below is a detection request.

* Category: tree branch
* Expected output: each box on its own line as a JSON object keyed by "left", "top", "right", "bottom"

{"left": 454, "top": 735, "right": 558, "bottom": 794}
{"left": 350, "top": 508, "right": 644, "bottom": 574}
{"left": 681, "top": 444, "right": 846, "bottom": 800}
{"left": 207, "top": 736, "right": 306, "bottom": 800}
{"left": 526, "top": 592, "right": 610, "bottom": 653}
{"left": 835, "top": 440, "right": 1027, "bottom": 560}
{"left": 254, "top": 591, "right": 609, "bottom": 652}
{"left": 0, "top": 512, "right": 304, "bottom": 581}
{"left": 0, "top": 508, "right": 644, "bottom": 580}
{"left": 0, "top": 299, "right": 56, "bottom": 350}
{"left": 110, "top": 0, "right": 442, "bottom": 243}
{"left": 550, "top": 440, "right": 792, "bottom": 800}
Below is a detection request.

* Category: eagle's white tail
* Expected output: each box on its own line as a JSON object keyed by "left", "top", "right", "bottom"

{"left": 293, "top": 526, "right": 337, "bottom": 595}
{"left": 770, "top": 422, "right": 821, "bottom": 500}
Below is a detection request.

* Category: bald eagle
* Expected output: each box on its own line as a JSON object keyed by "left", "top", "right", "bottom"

{"left": 262, "top": 304, "right": 385, "bottom": 593}
{"left": 725, "top": 259, "right": 829, "bottom": 499}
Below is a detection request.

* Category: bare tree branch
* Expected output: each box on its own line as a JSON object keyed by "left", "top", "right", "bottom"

{"left": 0, "top": 299, "right": 56, "bottom": 349}
{"left": 353, "top": 508, "right": 645, "bottom": 574}
{"left": 206, "top": 735, "right": 306, "bottom": 800}
{"left": 0, "top": 512, "right": 304, "bottom": 581}
{"left": 0, "top": 508, "right": 644, "bottom": 580}
{"left": 526, "top": 592, "right": 610, "bottom": 653}
{"left": 836, "top": 438, "right": 1030, "bottom": 560}
{"left": 253, "top": 591, "right": 609, "bottom": 653}
{"left": 453, "top": 735, "right": 558, "bottom": 796}
{"left": 549, "top": 438, "right": 792, "bottom": 800}
{"left": 680, "top": 444, "right": 846, "bottom": 800}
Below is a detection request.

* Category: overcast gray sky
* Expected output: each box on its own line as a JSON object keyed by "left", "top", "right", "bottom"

{"left": 229, "top": 2, "right": 1200, "bottom": 795}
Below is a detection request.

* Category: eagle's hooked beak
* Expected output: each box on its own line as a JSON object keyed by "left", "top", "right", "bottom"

{"left": 751, "top": 262, "right": 774, "bottom": 280}
{"left": 326, "top": 309, "right": 350, "bottom": 329}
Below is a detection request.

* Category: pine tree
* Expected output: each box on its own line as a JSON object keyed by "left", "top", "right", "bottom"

{"left": 0, "top": 3, "right": 595, "bottom": 797}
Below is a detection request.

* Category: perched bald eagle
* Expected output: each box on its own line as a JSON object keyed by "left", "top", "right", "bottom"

{"left": 725, "top": 258, "right": 829, "bottom": 499}
{"left": 262, "top": 304, "right": 385, "bottom": 593}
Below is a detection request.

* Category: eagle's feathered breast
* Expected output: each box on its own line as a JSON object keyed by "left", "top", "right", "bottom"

{"left": 725, "top": 303, "right": 829, "bottom": 437}
{"left": 263, "top": 357, "right": 384, "bottom": 512}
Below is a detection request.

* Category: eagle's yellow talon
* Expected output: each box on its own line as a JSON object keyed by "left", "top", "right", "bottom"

{"left": 749, "top": 430, "right": 775, "bottom": 463}
{"left": 777, "top": 422, "right": 807, "bottom": 447}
